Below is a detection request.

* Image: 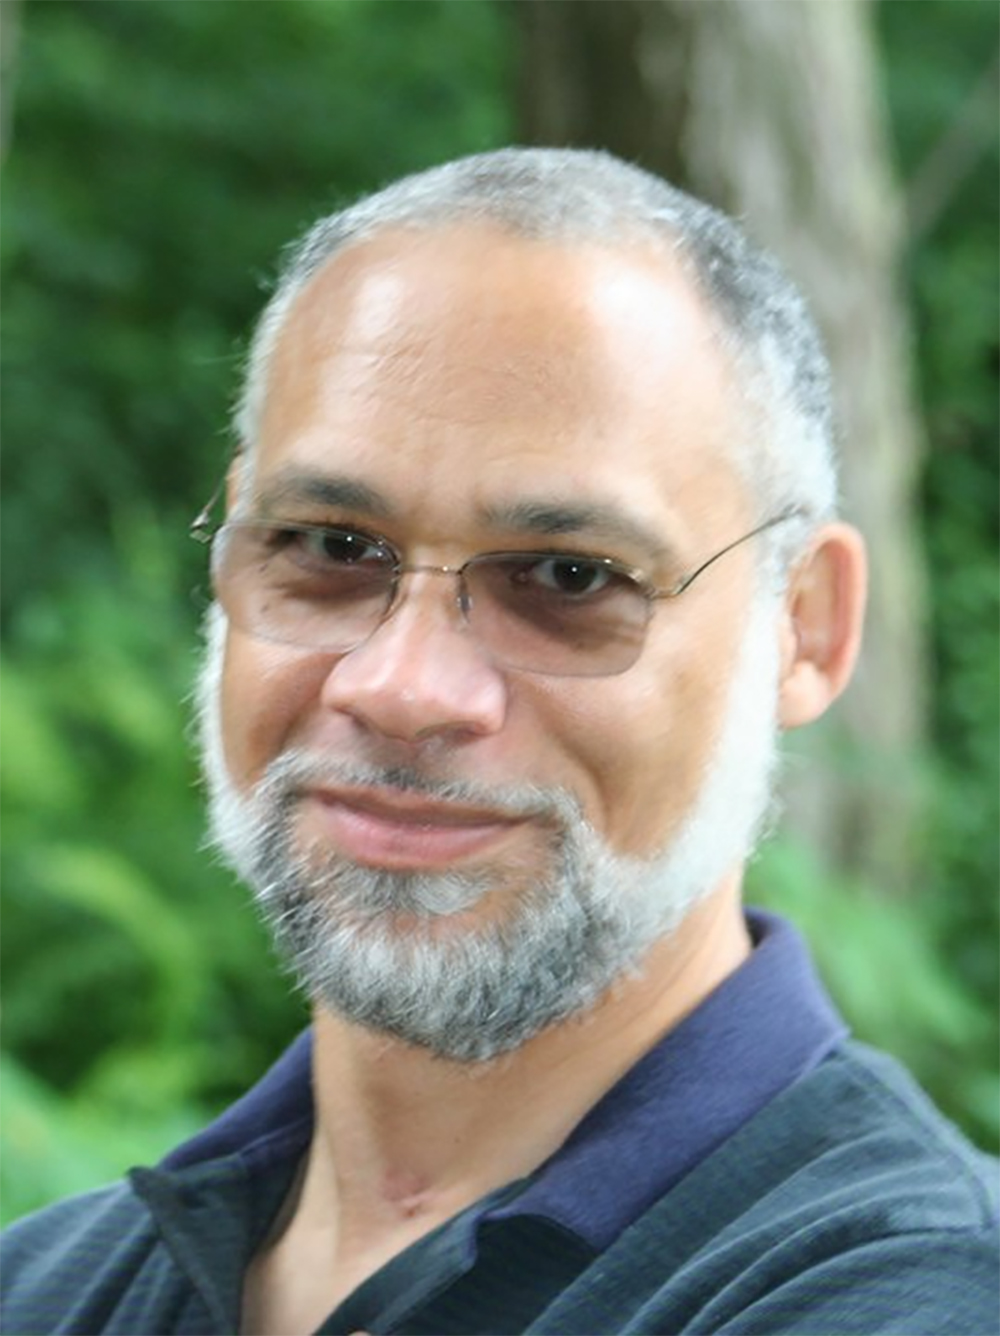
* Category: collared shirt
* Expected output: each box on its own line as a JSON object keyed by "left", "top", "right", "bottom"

{"left": 152, "top": 910, "right": 846, "bottom": 1332}
{"left": 6, "top": 910, "right": 996, "bottom": 1335}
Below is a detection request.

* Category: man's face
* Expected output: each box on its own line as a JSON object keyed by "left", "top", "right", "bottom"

{"left": 201, "top": 225, "right": 782, "bottom": 1058}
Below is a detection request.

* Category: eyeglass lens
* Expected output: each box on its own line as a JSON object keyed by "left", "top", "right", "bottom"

{"left": 211, "top": 526, "right": 652, "bottom": 677}
{"left": 465, "top": 554, "right": 649, "bottom": 675}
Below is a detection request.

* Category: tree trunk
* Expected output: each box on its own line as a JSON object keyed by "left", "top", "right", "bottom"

{"left": 511, "top": 0, "right": 927, "bottom": 894}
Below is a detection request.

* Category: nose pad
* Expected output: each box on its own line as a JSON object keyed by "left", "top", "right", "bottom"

{"left": 319, "top": 579, "right": 508, "bottom": 742}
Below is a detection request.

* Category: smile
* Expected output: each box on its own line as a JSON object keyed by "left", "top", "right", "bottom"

{"left": 302, "top": 786, "right": 529, "bottom": 871}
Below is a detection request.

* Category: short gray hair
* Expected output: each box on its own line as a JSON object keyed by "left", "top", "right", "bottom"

{"left": 234, "top": 148, "right": 837, "bottom": 572}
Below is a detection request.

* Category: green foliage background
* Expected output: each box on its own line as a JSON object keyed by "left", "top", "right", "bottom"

{"left": 2, "top": 0, "right": 997, "bottom": 1225}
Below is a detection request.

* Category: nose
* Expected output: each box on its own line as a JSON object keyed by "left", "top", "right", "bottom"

{"left": 319, "top": 574, "right": 508, "bottom": 743}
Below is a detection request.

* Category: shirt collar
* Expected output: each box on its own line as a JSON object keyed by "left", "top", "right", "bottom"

{"left": 161, "top": 910, "right": 845, "bottom": 1249}
{"left": 486, "top": 908, "right": 846, "bottom": 1247}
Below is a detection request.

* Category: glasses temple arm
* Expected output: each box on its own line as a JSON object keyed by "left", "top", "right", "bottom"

{"left": 666, "top": 507, "right": 805, "bottom": 597}
{"left": 190, "top": 476, "right": 228, "bottom": 543}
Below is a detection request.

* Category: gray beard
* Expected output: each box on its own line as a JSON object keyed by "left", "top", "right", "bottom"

{"left": 196, "top": 601, "right": 781, "bottom": 1063}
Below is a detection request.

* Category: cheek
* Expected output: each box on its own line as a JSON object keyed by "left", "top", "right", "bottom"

{"left": 545, "top": 646, "right": 735, "bottom": 859}
{"left": 219, "top": 634, "right": 329, "bottom": 788}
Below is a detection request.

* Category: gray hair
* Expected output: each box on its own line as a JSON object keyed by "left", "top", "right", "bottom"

{"left": 234, "top": 147, "right": 837, "bottom": 576}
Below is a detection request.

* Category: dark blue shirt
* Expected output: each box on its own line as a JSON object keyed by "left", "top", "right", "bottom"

{"left": 155, "top": 911, "right": 846, "bottom": 1330}
{"left": 4, "top": 911, "right": 997, "bottom": 1334}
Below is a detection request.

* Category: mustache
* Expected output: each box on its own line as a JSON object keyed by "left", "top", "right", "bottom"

{"left": 243, "top": 751, "right": 590, "bottom": 925}
{"left": 257, "top": 750, "right": 585, "bottom": 828}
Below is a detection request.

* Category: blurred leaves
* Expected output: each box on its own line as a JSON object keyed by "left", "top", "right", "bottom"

{"left": 878, "top": 0, "right": 999, "bottom": 1030}
{"left": 2, "top": 0, "right": 514, "bottom": 620}
{"left": 1, "top": 1051, "right": 206, "bottom": 1226}
{"left": 1, "top": 534, "right": 307, "bottom": 1222}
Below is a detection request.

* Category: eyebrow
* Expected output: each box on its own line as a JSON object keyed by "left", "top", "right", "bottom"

{"left": 248, "top": 470, "right": 677, "bottom": 567}
{"left": 251, "top": 469, "right": 394, "bottom": 520}
{"left": 481, "top": 498, "right": 676, "bottom": 566}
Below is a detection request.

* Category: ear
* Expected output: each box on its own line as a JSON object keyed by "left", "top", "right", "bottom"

{"left": 777, "top": 522, "right": 867, "bottom": 731}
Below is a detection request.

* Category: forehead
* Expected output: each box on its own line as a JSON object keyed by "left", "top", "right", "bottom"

{"left": 254, "top": 225, "right": 747, "bottom": 547}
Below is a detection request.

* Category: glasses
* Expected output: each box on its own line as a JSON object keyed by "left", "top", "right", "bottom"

{"left": 193, "top": 507, "right": 800, "bottom": 678}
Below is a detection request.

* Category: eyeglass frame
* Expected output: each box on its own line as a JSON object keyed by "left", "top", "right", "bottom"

{"left": 191, "top": 482, "right": 804, "bottom": 676}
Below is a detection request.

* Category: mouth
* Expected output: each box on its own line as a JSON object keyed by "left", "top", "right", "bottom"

{"left": 301, "top": 785, "right": 531, "bottom": 871}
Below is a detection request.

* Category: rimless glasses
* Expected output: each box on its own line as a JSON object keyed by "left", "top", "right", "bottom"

{"left": 192, "top": 500, "right": 801, "bottom": 678}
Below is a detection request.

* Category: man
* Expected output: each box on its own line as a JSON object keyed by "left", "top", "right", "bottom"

{"left": 3, "top": 148, "right": 996, "bottom": 1335}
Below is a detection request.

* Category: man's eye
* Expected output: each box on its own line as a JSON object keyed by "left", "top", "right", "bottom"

{"left": 528, "top": 556, "right": 613, "bottom": 597}
{"left": 294, "top": 528, "right": 386, "bottom": 566}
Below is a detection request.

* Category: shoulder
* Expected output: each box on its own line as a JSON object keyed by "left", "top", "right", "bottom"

{"left": 696, "top": 1043, "right": 1000, "bottom": 1333}
{"left": 787, "top": 1041, "right": 998, "bottom": 1229}
{"left": 1, "top": 1178, "right": 165, "bottom": 1333}
{"left": 753, "top": 1042, "right": 993, "bottom": 1223}
{"left": 2, "top": 1176, "right": 154, "bottom": 1273}
{"left": 654, "top": 1040, "right": 997, "bottom": 1245}
{"left": 540, "top": 1043, "right": 1000, "bottom": 1335}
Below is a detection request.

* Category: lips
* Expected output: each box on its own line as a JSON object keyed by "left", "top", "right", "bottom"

{"left": 301, "top": 785, "right": 528, "bottom": 871}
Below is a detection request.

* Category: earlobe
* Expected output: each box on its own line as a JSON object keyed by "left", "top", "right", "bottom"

{"left": 777, "top": 523, "right": 867, "bottom": 731}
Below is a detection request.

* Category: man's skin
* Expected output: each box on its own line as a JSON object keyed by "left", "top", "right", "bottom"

{"left": 219, "top": 224, "right": 866, "bottom": 1335}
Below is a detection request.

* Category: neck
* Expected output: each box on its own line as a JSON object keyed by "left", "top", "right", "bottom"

{"left": 241, "top": 879, "right": 750, "bottom": 1333}
{"left": 307, "top": 878, "right": 750, "bottom": 1241}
